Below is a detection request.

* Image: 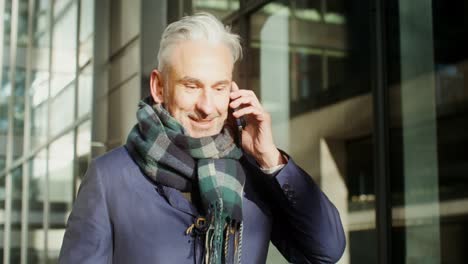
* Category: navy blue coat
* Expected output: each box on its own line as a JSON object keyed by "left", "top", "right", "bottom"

{"left": 59, "top": 146, "right": 345, "bottom": 263}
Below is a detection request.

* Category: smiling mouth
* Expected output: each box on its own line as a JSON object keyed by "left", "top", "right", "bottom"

{"left": 189, "top": 116, "right": 216, "bottom": 126}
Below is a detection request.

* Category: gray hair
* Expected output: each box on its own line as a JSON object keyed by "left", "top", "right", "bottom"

{"left": 157, "top": 12, "right": 242, "bottom": 74}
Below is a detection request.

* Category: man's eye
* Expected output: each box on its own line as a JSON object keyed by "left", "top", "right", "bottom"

{"left": 215, "top": 86, "right": 227, "bottom": 91}
{"left": 185, "top": 84, "right": 198, "bottom": 89}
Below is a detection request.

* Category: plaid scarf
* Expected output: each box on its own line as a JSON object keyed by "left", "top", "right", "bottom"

{"left": 126, "top": 97, "right": 245, "bottom": 264}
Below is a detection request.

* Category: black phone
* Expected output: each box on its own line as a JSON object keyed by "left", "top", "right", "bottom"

{"left": 231, "top": 108, "right": 245, "bottom": 147}
{"left": 230, "top": 85, "right": 246, "bottom": 147}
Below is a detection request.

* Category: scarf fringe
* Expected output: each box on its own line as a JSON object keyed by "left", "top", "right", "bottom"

{"left": 204, "top": 200, "right": 243, "bottom": 264}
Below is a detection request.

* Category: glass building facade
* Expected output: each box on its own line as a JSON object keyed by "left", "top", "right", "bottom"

{"left": 0, "top": 0, "right": 93, "bottom": 262}
{"left": 0, "top": 0, "right": 467, "bottom": 263}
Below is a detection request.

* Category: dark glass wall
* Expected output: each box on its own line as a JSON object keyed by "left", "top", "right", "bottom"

{"left": 387, "top": 1, "right": 468, "bottom": 263}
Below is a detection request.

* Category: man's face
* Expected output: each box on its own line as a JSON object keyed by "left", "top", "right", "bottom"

{"left": 159, "top": 40, "right": 233, "bottom": 138}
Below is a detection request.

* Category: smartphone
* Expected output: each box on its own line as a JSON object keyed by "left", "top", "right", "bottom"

{"left": 231, "top": 106, "right": 245, "bottom": 147}
{"left": 230, "top": 85, "right": 246, "bottom": 147}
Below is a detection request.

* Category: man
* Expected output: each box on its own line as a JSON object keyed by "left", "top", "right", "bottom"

{"left": 59, "top": 13, "right": 345, "bottom": 264}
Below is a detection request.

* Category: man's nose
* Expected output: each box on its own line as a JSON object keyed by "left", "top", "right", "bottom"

{"left": 195, "top": 89, "right": 216, "bottom": 117}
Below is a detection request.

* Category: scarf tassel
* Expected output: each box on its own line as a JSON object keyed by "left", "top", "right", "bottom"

{"left": 204, "top": 200, "right": 243, "bottom": 264}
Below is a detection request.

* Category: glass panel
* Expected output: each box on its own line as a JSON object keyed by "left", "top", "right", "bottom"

{"left": 12, "top": 0, "right": 30, "bottom": 160}
{"left": 0, "top": 67, "right": 9, "bottom": 170}
{"left": 388, "top": 1, "right": 468, "bottom": 263}
{"left": 50, "top": 83, "right": 75, "bottom": 137}
{"left": 1, "top": 0, "right": 13, "bottom": 171}
{"left": 30, "top": 71, "right": 49, "bottom": 151}
{"left": 193, "top": 0, "right": 239, "bottom": 19}
{"left": 47, "top": 132, "right": 74, "bottom": 263}
{"left": 78, "top": 0, "right": 94, "bottom": 67}
{"left": 76, "top": 120, "right": 90, "bottom": 192}
{"left": 53, "top": 0, "right": 73, "bottom": 19}
{"left": 0, "top": 175, "right": 5, "bottom": 248}
{"left": 30, "top": 0, "right": 50, "bottom": 149}
{"left": 13, "top": 68, "right": 26, "bottom": 159}
{"left": 9, "top": 167, "right": 23, "bottom": 263}
{"left": 34, "top": 0, "right": 49, "bottom": 35}
{"left": 27, "top": 150, "right": 47, "bottom": 264}
{"left": 50, "top": 1, "right": 77, "bottom": 97}
{"left": 77, "top": 65, "right": 92, "bottom": 117}
{"left": 16, "top": 0, "right": 29, "bottom": 46}
{"left": 249, "top": 0, "right": 374, "bottom": 263}
{"left": 2, "top": 0, "right": 13, "bottom": 45}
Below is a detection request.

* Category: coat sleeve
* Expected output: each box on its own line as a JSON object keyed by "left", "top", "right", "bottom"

{"left": 59, "top": 160, "right": 113, "bottom": 264}
{"left": 255, "top": 154, "right": 346, "bottom": 263}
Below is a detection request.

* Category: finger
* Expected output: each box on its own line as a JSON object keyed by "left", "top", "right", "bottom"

{"left": 230, "top": 81, "right": 240, "bottom": 92}
{"left": 230, "top": 91, "right": 262, "bottom": 109}
{"left": 232, "top": 106, "right": 266, "bottom": 121}
{"left": 230, "top": 95, "right": 256, "bottom": 109}
{"left": 230, "top": 88, "right": 256, "bottom": 100}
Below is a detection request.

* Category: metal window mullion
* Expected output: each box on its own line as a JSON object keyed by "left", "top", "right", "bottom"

{"left": 372, "top": 0, "right": 391, "bottom": 263}
{"left": 44, "top": 0, "right": 54, "bottom": 260}
{"left": 3, "top": 175, "right": 12, "bottom": 264}
{"left": 4, "top": 0, "right": 20, "bottom": 262}
{"left": 322, "top": 50, "right": 328, "bottom": 90}
{"left": 0, "top": 0, "right": 5, "bottom": 214}
{"left": 73, "top": 0, "right": 80, "bottom": 201}
{"left": 42, "top": 143, "right": 49, "bottom": 264}
{"left": 0, "top": 0, "right": 4, "bottom": 103}
{"left": 19, "top": 162, "right": 30, "bottom": 264}
{"left": 20, "top": 0, "right": 36, "bottom": 262}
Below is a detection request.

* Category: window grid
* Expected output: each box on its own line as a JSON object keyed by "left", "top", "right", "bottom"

{"left": 0, "top": 0, "right": 93, "bottom": 263}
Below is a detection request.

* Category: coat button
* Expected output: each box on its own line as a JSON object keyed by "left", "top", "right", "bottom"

{"left": 282, "top": 183, "right": 296, "bottom": 203}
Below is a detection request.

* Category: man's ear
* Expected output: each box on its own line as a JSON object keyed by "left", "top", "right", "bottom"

{"left": 150, "top": 69, "right": 165, "bottom": 103}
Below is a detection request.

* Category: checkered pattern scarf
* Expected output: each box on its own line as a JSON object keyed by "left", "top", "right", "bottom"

{"left": 126, "top": 97, "right": 245, "bottom": 264}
